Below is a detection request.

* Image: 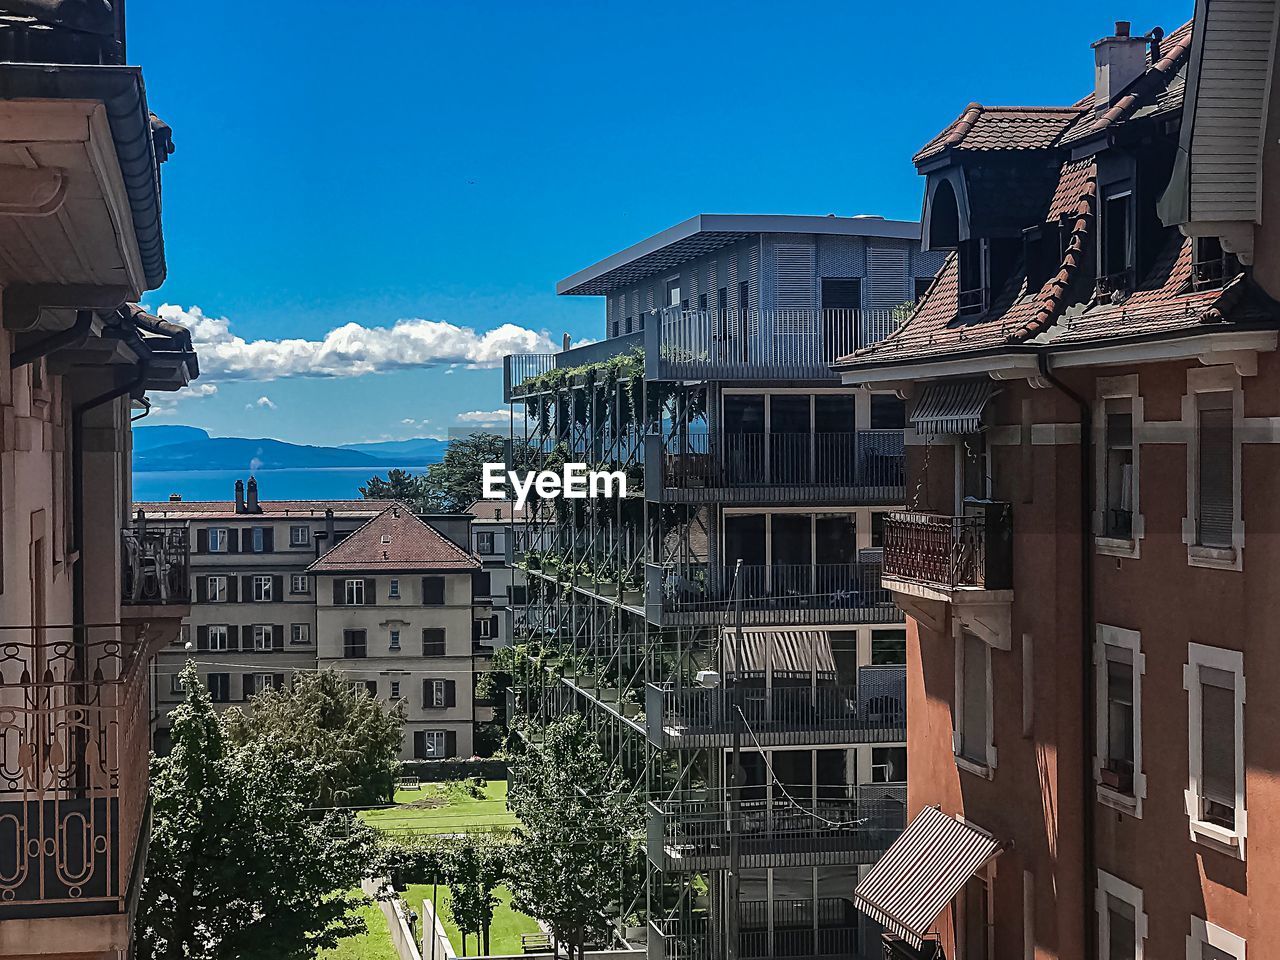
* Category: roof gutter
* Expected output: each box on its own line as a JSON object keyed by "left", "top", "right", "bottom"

{"left": 10, "top": 308, "right": 95, "bottom": 368}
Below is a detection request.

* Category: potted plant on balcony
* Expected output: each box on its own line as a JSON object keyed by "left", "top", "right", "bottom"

{"left": 593, "top": 563, "right": 620, "bottom": 597}
{"left": 621, "top": 571, "right": 643, "bottom": 607}
{"left": 623, "top": 913, "right": 646, "bottom": 943}
{"left": 621, "top": 691, "right": 642, "bottom": 719}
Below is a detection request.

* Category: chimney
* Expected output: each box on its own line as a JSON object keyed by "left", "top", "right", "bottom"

{"left": 325, "top": 507, "right": 335, "bottom": 544}
{"left": 246, "top": 476, "right": 261, "bottom": 514}
{"left": 1093, "top": 21, "right": 1148, "bottom": 112}
{"left": 562, "top": 333, "right": 571, "bottom": 351}
{"left": 169, "top": 493, "right": 182, "bottom": 502}
{"left": 234, "top": 479, "right": 245, "bottom": 513}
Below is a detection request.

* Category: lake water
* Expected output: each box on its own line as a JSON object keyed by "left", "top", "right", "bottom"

{"left": 133, "top": 465, "right": 435, "bottom": 503}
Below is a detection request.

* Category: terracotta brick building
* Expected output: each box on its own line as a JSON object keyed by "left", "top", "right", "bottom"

{"left": 841, "top": 9, "right": 1280, "bottom": 960}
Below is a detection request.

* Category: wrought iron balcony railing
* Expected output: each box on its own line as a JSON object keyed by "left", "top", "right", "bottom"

{"left": 650, "top": 430, "right": 904, "bottom": 504}
{"left": 648, "top": 562, "right": 901, "bottom": 627}
{"left": 882, "top": 502, "right": 1013, "bottom": 591}
{"left": 0, "top": 627, "right": 149, "bottom": 920}
{"left": 646, "top": 666, "right": 905, "bottom": 748}
{"left": 648, "top": 786, "right": 906, "bottom": 870}
{"left": 121, "top": 521, "right": 190, "bottom": 605}
{"left": 503, "top": 331, "right": 644, "bottom": 401}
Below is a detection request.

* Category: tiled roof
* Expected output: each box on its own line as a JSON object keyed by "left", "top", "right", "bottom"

{"left": 914, "top": 105, "right": 1080, "bottom": 163}
{"left": 466, "top": 499, "right": 528, "bottom": 522}
{"left": 134, "top": 499, "right": 397, "bottom": 520}
{"left": 308, "top": 505, "right": 479, "bottom": 573}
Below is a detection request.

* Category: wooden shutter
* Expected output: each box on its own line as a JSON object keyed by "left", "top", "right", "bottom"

{"left": 422, "top": 678, "right": 431, "bottom": 708}
{"left": 422, "top": 576, "right": 445, "bottom": 605}
{"left": 241, "top": 529, "right": 252, "bottom": 552}
{"left": 242, "top": 575, "right": 253, "bottom": 601}
{"left": 228, "top": 529, "right": 240, "bottom": 554}
{"left": 1200, "top": 667, "right": 1236, "bottom": 811}
{"left": 227, "top": 577, "right": 239, "bottom": 603}
{"left": 196, "top": 577, "right": 208, "bottom": 602}
{"left": 263, "top": 528, "right": 275, "bottom": 552}
{"left": 490, "top": 614, "right": 499, "bottom": 639}
{"left": 444, "top": 679, "right": 457, "bottom": 708}
{"left": 363, "top": 578, "right": 376, "bottom": 604}
{"left": 332, "top": 579, "right": 344, "bottom": 605}
{"left": 274, "top": 673, "right": 286, "bottom": 691}
{"left": 227, "top": 625, "right": 240, "bottom": 651}
{"left": 422, "top": 628, "right": 445, "bottom": 657}
{"left": 242, "top": 674, "right": 254, "bottom": 700}
{"left": 472, "top": 619, "right": 482, "bottom": 644}
{"left": 195, "top": 528, "right": 208, "bottom": 553}
{"left": 272, "top": 575, "right": 284, "bottom": 601}
{"left": 272, "top": 625, "right": 284, "bottom": 650}
{"left": 196, "top": 625, "right": 209, "bottom": 651}
{"left": 444, "top": 730, "right": 457, "bottom": 759}
{"left": 1198, "top": 399, "right": 1234, "bottom": 548}
{"left": 414, "top": 730, "right": 426, "bottom": 759}
{"left": 960, "top": 632, "right": 987, "bottom": 762}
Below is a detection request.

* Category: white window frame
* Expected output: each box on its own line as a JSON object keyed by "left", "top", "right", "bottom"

{"left": 389, "top": 578, "right": 400, "bottom": 599}
{"left": 1183, "top": 642, "right": 1247, "bottom": 858}
{"left": 478, "top": 617, "right": 492, "bottom": 639}
{"left": 1182, "top": 366, "right": 1244, "bottom": 570}
{"left": 1096, "top": 870, "right": 1147, "bottom": 960}
{"left": 170, "top": 672, "right": 183, "bottom": 694}
{"left": 422, "top": 730, "right": 448, "bottom": 757}
{"left": 390, "top": 680, "right": 402, "bottom": 700}
{"left": 389, "top": 629, "right": 401, "bottom": 651}
{"left": 290, "top": 623, "right": 310, "bottom": 645}
{"left": 252, "top": 526, "right": 266, "bottom": 553}
{"left": 1187, "top": 917, "right": 1245, "bottom": 960}
{"left": 289, "top": 524, "right": 310, "bottom": 546}
{"left": 345, "top": 578, "right": 365, "bottom": 605}
{"left": 953, "top": 624, "right": 996, "bottom": 779}
{"left": 1094, "top": 375, "right": 1143, "bottom": 558}
{"left": 208, "top": 624, "right": 229, "bottom": 652}
{"left": 476, "top": 531, "right": 496, "bottom": 555}
{"left": 1094, "top": 624, "right": 1146, "bottom": 817}
{"left": 253, "top": 625, "right": 272, "bottom": 652}
{"left": 429, "top": 679, "right": 447, "bottom": 707}
{"left": 252, "top": 575, "right": 273, "bottom": 602}
{"left": 208, "top": 527, "right": 229, "bottom": 553}
{"left": 290, "top": 574, "right": 310, "bottom": 594}
{"left": 207, "top": 575, "right": 228, "bottom": 603}
{"left": 251, "top": 672, "right": 275, "bottom": 694}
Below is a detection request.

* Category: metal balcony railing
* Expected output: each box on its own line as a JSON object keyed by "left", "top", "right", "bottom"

{"left": 503, "top": 331, "right": 644, "bottom": 401}
{"left": 653, "top": 430, "right": 903, "bottom": 502}
{"left": 882, "top": 502, "right": 1012, "bottom": 590}
{"left": 740, "top": 898, "right": 874, "bottom": 959}
{"left": 646, "top": 666, "right": 905, "bottom": 748}
{"left": 121, "top": 520, "right": 190, "bottom": 605}
{"left": 0, "top": 627, "right": 149, "bottom": 919}
{"left": 649, "top": 786, "right": 906, "bottom": 869}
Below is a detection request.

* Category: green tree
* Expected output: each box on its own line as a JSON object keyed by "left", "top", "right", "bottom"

{"left": 507, "top": 716, "right": 642, "bottom": 960}
{"left": 359, "top": 467, "right": 426, "bottom": 505}
{"left": 137, "top": 663, "right": 378, "bottom": 960}
{"left": 444, "top": 837, "right": 509, "bottom": 956}
{"left": 223, "top": 669, "right": 403, "bottom": 807}
{"left": 419, "top": 432, "right": 506, "bottom": 513}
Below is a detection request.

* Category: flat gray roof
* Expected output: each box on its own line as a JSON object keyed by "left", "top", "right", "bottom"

{"left": 557, "top": 214, "right": 922, "bottom": 296}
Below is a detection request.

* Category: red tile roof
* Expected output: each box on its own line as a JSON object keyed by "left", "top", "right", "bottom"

{"left": 134, "top": 499, "right": 397, "bottom": 520}
{"left": 308, "top": 505, "right": 479, "bottom": 573}
{"left": 465, "top": 499, "right": 529, "bottom": 522}
{"left": 914, "top": 105, "right": 1080, "bottom": 162}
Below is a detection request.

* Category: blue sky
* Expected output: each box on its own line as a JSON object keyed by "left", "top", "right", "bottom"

{"left": 132, "top": 0, "right": 1190, "bottom": 445}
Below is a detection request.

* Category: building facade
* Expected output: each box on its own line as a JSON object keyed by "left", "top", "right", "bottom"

{"left": 0, "top": 6, "right": 198, "bottom": 956}
{"left": 844, "top": 13, "right": 1280, "bottom": 960}
{"left": 139, "top": 482, "right": 393, "bottom": 746}
{"left": 310, "top": 504, "right": 487, "bottom": 760}
{"left": 503, "top": 214, "right": 941, "bottom": 958}
{"left": 467, "top": 498, "right": 530, "bottom": 650}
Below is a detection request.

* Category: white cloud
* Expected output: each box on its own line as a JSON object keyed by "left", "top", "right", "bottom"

{"left": 255, "top": 396, "right": 276, "bottom": 409}
{"left": 156, "top": 304, "right": 555, "bottom": 382}
{"left": 401, "top": 417, "right": 430, "bottom": 427}
{"left": 456, "top": 409, "right": 509, "bottom": 425}
{"left": 146, "top": 381, "right": 217, "bottom": 416}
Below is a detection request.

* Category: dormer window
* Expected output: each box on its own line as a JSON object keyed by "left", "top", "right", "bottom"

{"left": 1191, "top": 236, "right": 1237, "bottom": 291}
{"left": 1098, "top": 188, "right": 1134, "bottom": 299}
{"left": 958, "top": 239, "right": 987, "bottom": 314}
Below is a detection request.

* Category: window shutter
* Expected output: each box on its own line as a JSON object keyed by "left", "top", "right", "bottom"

{"left": 242, "top": 674, "right": 254, "bottom": 700}
{"left": 274, "top": 673, "right": 286, "bottom": 690}
{"left": 196, "top": 577, "right": 208, "bottom": 602}
{"left": 241, "top": 529, "right": 252, "bottom": 552}
{"left": 490, "top": 614, "right": 499, "bottom": 639}
{"left": 961, "top": 632, "right": 987, "bottom": 762}
{"left": 264, "top": 528, "right": 275, "bottom": 552}
{"left": 414, "top": 730, "right": 427, "bottom": 759}
{"left": 227, "top": 625, "right": 240, "bottom": 651}
{"left": 364, "top": 578, "right": 377, "bottom": 604}
{"left": 195, "top": 528, "right": 208, "bottom": 553}
{"left": 332, "top": 579, "right": 344, "bottom": 605}
{"left": 273, "top": 575, "right": 284, "bottom": 600}
{"left": 472, "top": 619, "right": 482, "bottom": 643}
{"left": 242, "top": 575, "right": 253, "bottom": 601}
{"left": 1198, "top": 402, "right": 1234, "bottom": 548}
{"left": 444, "top": 730, "right": 457, "bottom": 759}
{"left": 228, "top": 530, "right": 240, "bottom": 554}
{"left": 422, "top": 577, "right": 445, "bottom": 605}
{"left": 422, "top": 679, "right": 430, "bottom": 708}
{"left": 445, "top": 679, "right": 457, "bottom": 708}
{"left": 473, "top": 571, "right": 491, "bottom": 596}
{"left": 272, "top": 625, "right": 284, "bottom": 650}
{"left": 422, "top": 629, "right": 445, "bottom": 657}
{"left": 196, "top": 625, "right": 209, "bottom": 651}
{"left": 1201, "top": 669, "right": 1236, "bottom": 809}
{"left": 227, "top": 577, "right": 239, "bottom": 602}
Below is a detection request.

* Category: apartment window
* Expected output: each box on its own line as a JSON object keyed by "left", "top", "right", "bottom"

{"left": 871, "top": 746, "right": 907, "bottom": 783}
{"left": 422, "top": 576, "right": 445, "bottom": 605}
{"left": 390, "top": 680, "right": 401, "bottom": 700}
{"left": 870, "top": 512, "right": 887, "bottom": 550}
{"left": 289, "top": 524, "right": 310, "bottom": 546}
{"left": 1103, "top": 403, "right": 1134, "bottom": 539}
{"left": 389, "top": 629, "right": 401, "bottom": 651}
{"left": 345, "top": 579, "right": 365, "bottom": 605}
{"left": 424, "top": 678, "right": 453, "bottom": 708}
{"left": 290, "top": 623, "right": 310, "bottom": 645}
{"left": 1096, "top": 625, "right": 1144, "bottom": 814}
{"left": 914, "top": 276, "right": 934, "bottom": 302}
{"left": 1100, "top": 189, "right": 1134, "bottom": 296}
{"left": 957, "top": 238, "right": 988, "bottom": 314}
{"left": 1184, "top": 643, "right": 1246, "bottom": 855}
{"left": 208, "top": 528, "right": 229, "bottom": 553}
{"left": 252, "top": 575, "right": 273, "bottom": 602}
{"left": 955, "top": 630, "right": 993, "bottom": 773}
{"left": 961, "top": 874, "right": 990, "bottom": 960}
{"left": 252, "top": 526, "right": 266, "bottom": 553}
{"left": 1196, "top": 392, "right": 1233, "bottom": 549}
{"left": 871, "top": 629, "right": 907, "bottom": 666}
{"left": 422, "top": 628, "right": 446, "bottom": 657}
{"left": 170, "top": 672, "right": 183, "bottom": 694}
{"left": 477, "top": 618, "right": 492, "bottom": 639}
{"left": 870, "top": 394, "right": 906, "bottom": 430}
{"left": 208, "top": 625, "right": 229, "bottom": 652}
{"left": 290, "top": 574, "right": 310, "bottom": 594}
{"left": 251, "top": 673, "right": 275, "bottom": 695}
{"left": 207, "top": 575, "right": 228, "bottom": 602}
{"left": 343, "top": 629, "right": 367, "bottom": 659}
{"left": 417, "top": 730, "right": 448, "bottom": 759}
{"left": 665, "top": 277, "right": 680, "bottom": 307}
{"left": 1096, "top": 870, "right": 1146, "bottom": 960}
{"left": 1187, "top": 917, "right": 1246, "bottom": 960}
{"left": 1184, "top": 367, "right": 1242, "bottom": 569}
{"left": 252, "top": 625, "right": 272, "bottom": 652}
{"left": 208, "top": 673, "right": 231, "bottom": 703}
{"left": 1191, "top": 236, "right": 1233, "bottom": 291}
{"left": 388, "top": 578, "right": 400, "bottom": 599}
{"left": 476, "top": 532, "right": 495, "bottom": 555}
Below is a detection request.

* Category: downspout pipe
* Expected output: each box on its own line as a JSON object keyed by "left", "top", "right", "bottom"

{"left": 1038, "top": 350, "right": 1095, "bottom": 960}
{"left": 10, "top": 309, "right": 94, "bottom": 368}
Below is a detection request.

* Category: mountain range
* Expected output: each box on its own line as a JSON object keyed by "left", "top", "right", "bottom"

{"left": 132, "top": 426, "right": 449, "bottom": 472}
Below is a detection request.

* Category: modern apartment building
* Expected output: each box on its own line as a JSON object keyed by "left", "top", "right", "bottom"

{"left": 0, "top": 7, "right": 198, "bottom": 956}
{"left": 139, "top": 481, "right": 393, "bottom": 746}
{"left": 311, "top": 504, "right": 487, "bottom": 760}
{"left": 502, "top": 214, "right": 942, "bottom": 958}
{"left": 840, "top": 13, "right": 1280, "bottom": 960}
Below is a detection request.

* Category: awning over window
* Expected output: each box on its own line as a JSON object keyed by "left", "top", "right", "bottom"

{"left": 910, "top": 379, "right": 999, "bottom": 436}
{"left": 723, "top": 630, "right": 836, "bottom": 678}
{"left": 853, "top": 806, "right": 1002, "bottom": 948}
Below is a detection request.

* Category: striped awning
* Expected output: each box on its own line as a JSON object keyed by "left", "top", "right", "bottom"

{"left": 911, "top": 379, "right": 999, "bottom": 436}
{"left": 723, "top": 630, "right": 836, "bottom": 678}
{"left": 853, "top": 806, "right": 1002, "bottom": 948}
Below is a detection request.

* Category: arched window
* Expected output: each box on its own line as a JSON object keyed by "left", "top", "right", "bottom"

{"left": 928, "top": 179, "right": 961, "bottom": 250}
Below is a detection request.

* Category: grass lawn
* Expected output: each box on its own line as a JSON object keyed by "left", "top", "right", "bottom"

{"left": 361, "top": 780, "right": 518, "bottom": 836}
{"left": 403, "top": 883, "right": 541, "bottom": 957}
{"left": 319, "top": 893, "right": 399, "bottom": 960}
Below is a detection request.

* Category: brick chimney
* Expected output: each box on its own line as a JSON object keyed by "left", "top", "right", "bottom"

{"left": 1093, "top": 21, "right": 1148, "bottom": 112}
{"left": 246, "top": 476, "right": 261, "bottom": 513}
{"left": 234, "top": 479, "right": 245, "bottom": 513}
{"left": 169, "top": 493, "right": 182, "bottom": 502}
